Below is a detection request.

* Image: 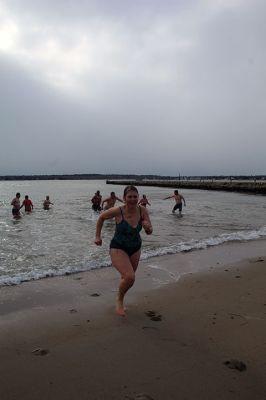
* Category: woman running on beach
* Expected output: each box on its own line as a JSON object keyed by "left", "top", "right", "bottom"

{"left": 95, "top": 185, "right": 153, "bottom": 316}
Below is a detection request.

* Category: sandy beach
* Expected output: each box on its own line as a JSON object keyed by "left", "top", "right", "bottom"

{"left": 1, "top": 240, "right": 266, "bottom": 400}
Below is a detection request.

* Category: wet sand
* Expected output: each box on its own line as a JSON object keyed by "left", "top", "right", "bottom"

{"left": 0, "top": 240, "right": 266, "bottom": 400}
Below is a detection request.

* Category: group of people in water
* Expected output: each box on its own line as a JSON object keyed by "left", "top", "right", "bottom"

{"left": 91, "top": 189, "right": 185, "bottom": 215}
{"left": 91, "top": 191, "right": 122, "bottom": 212}
{"left": 93, "top": 186, "right": 186, "bottom": 316}
{"left": 11, "top": 193, "right": 53, "bottom": 218}
{"left": 91, "top": 191, "right": 152, "bottom": 212}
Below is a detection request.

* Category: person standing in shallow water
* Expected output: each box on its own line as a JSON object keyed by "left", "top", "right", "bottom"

{"left": 164, "top": 190, "right": 186, "bottom": 215}
{"left": 101, "top": 191, "right": 123, "bottom": 210}
{"left": 138, "top": 194, "right": 151, "bottom": 207}
{"left": 91, "top": 190, "right": 102, "bottom": 212}
{"left": 43, "top": 195, "right": 53, "bottom": 210}
{"left": 95, "top": 185, "right": 153, "bottom": 316}
{"left": 11, "top": 192, "right": 21, "bottom": 218}
{"left": 21, "top": 195, "right": 33, "bottom": 212}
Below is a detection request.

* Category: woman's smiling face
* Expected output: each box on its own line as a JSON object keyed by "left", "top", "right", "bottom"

{"left": 124, "top": 190, "right": 139, "bottom": 206}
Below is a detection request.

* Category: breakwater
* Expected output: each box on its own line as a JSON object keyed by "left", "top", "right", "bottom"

{"left": 106, "top": 180, "right": 266, "bottom": 194}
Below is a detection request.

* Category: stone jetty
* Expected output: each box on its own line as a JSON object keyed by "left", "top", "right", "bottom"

{"left": 106, "top": 179, "right": 266, "bottom": 194}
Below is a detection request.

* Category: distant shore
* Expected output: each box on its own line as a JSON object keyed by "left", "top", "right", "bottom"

{"left": 0, "top": 173, "right": 265, "bottom": 183}
{"left": 1, "top": 174, "right": 265, "bottom": 194}
{"left": 0, "top": 174, "right": 180, "bottom": 181}
{"left": 107, "top": 179, "right": 266, "bottom": 194}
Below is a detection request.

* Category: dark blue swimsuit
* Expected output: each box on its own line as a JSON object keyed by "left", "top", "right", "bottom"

{"left": 110, "top": 207, "right": 142, "bottom": 257}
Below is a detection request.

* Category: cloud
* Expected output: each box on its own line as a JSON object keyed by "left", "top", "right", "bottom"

{"left": 0, "top": 0, "right": 265, "bottom": 175}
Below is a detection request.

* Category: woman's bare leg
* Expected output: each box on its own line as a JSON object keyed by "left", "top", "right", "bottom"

{"left": 129, "top": 250, "right": 141, "bottom": 272}
{"left": 110, "top": 249, "right": 141, "bottom": 316}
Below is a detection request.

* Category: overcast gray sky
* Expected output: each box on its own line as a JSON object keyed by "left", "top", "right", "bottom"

{"left": 0, "top": 0, "right": 265, "bottom": 176}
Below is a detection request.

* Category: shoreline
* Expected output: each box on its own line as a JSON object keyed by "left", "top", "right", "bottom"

{"left": 0, "top": 240, "right": 266, "bottom": 399}
{"left": 1, "top": 239, "right": 266, "bottom": 314}
{"left": 2, "top": 232, "right": 266, "bottom": 287}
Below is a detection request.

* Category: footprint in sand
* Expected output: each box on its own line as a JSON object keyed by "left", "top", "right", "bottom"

{"left": 150, "top": 315, "right": 162, "bottom": 321}
{"left": 145, "top": 310, "right": 156, "bottom": 317}
{"left": 32, "top": 348, "right": 49, "bottom": 356}
{"left": 142, "top": 326, "right": 159, "bottom": 331}
{"left": 134, "top": 394, "right": 155, "bottom": 400}
{"left": 224, "top": 359, "right": 247, "bottom": 371}
{"left": 145, "top": 310, "right": 162, "bottom": 321}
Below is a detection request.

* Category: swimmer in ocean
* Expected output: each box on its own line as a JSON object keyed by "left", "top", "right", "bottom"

{"left": 138, "top": 194, "right": 151, "bottom": 207}
{"left": 101, "top": 192, "right": 123, "bottom": 210}
{"left": 11, "top": 192, "right": 21, "bottom": 218}
{"left": 164, "top": 190, "right": 186, "bottom": 215}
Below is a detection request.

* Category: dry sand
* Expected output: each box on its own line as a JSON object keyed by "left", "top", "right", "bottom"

{"left": 0, "top": 240, "right": 266, "bottom": 400}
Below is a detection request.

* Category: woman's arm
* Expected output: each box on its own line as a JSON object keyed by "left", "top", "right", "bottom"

{"left": 141, "top": 207, "right": 153, "bottom": 235}
{"left": 95, "top": 215, "right": 104, "bottom": 245}
{"left": 95, "top": 207, "right": 119, "bottom": 245}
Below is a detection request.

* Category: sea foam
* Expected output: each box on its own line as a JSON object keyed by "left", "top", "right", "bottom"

{"left": 0, "top": 226, "right": 265, "bottom": 287}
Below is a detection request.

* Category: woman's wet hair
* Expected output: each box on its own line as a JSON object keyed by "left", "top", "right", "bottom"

{"left": 123, "top": 185, "right": 139, "bottom": 197}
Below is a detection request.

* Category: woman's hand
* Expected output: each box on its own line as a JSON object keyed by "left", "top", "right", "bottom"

{"left": 95, "top": 237, "right": 102, "bottom": 246}
{"left": 142, "top": 220, "right": 153, "bottom": 235}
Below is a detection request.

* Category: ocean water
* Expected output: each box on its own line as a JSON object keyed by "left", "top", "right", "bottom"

{"left": 0, "top": 179, "right": 266, "bottom": 286}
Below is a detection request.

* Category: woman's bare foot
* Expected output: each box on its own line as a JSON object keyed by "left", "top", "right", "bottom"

{"left": 116, "top": 297, "right": 126, "bottom": 316}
